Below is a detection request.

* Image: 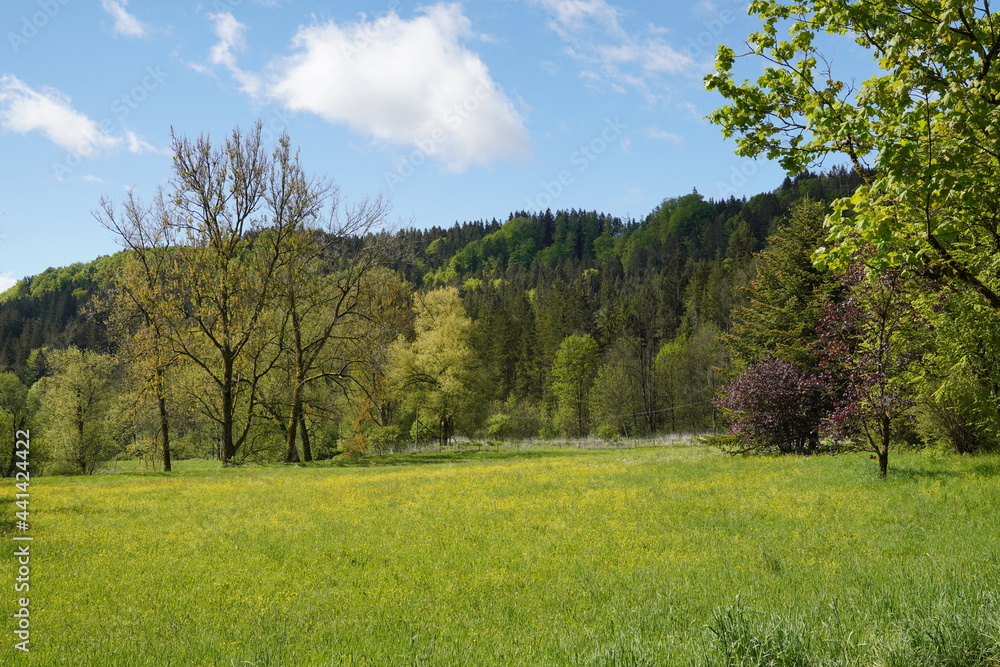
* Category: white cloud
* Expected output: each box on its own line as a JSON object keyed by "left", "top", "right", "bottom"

{"left": 101, "top": 0, "right": 147, "bottom": 38}
{"left": 0, "top": 75, "right": 118, "bottom": 155}
{"left": 206, "top": 13, "right": 262, "bottom": 96}
{"left": 124, "top": 130, "right": 161, "bottom": 154}
{"left": 621, "top": 185, "right": 643, "bottom": 204}
{"left": 537, "top": 0, "right": 623, "bottom": 37}
{"left": 0, "top": 272, "right": 17, "bottom": 293}
{"left": 531, "top": 0, "right": 696, "bottom": 100}
{"left": 646, "top": 126, "right": 683, "bottom": 142}
{"left": 206, "top": 4, "right": 529, "bottom": 171}
{"left": 0, "top": 75, "right": 158, "bottom": 158}
{"left": 692, "top": 0, "right": 719, "bottom": 18}
{"left": 642, "top": 41, "right": 693, "bottom": 74}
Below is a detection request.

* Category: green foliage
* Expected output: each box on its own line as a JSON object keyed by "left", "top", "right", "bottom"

{"left": 33, "top": 347, "right": 119, "bottom": 474}
{"left": 655, "top": 324, "right": 728, "bottom": 433}
{"left": 392, "top": 287, "right": 487, "bottom": 446}
{"left": 621, "top": 192, "right": 717, "bottom": 269}
{"left": 707, "top": 0, "right": 1000, "bottom": 311}
{"left": 727, "top": 199, "right": 839, "bottom": 371}
{"left": 357, "top": 423, "right": 407, "bottom": 454}
{"left": 550, "top": 334, "right": 600, "bottom": 437}
{"left": 0, "top": 169, "right": 876, "bottom": 455}
{"left": 589, "top": 342, "right": 644, "bottom": 440}
{"left": 918, "top": 357, "right": 999, "bottom": 454}
{"left": 0, "top": 372, "right": 32, "bottom": 475}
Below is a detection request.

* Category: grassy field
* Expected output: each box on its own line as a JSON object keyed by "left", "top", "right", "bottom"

{"left": 2, "top": 444, "right": 1000, "bottom": 665}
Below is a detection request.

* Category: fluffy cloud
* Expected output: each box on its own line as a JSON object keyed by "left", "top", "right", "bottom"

{"left": 646, "top": 127, "right": 683, "bottom": 142}
{"left": 540, "top": 0, "right": 624, "bottom": 36}
{"left": 0, "top": 75, "right": 155, "bottom": 158}
{"left": 101, "top": 0, "right": 147, "bottom": 38}
{"left": 207, "top": 5, "right": 529, "bottom": 171}
{"left": 0, "top": 75, "right": 119, "bottom": 155}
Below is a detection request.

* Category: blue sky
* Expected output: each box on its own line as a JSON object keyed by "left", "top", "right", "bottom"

{"left": 0, "top": 0, "right": 853, "bottom": 290}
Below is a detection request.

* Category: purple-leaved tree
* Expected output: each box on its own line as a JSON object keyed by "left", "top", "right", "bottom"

{"left": 715, "top": 357, "right": 832, "bottom": 455}
{"left": 817, "top": 263, "right": 931, "bottom": 477}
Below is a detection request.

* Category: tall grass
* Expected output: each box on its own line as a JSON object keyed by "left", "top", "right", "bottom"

{"left": 2, "top": 445, "right": 999, "bottom": 664}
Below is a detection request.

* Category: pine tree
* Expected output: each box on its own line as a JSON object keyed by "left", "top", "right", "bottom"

{"left": 727, "top": 199, "right": 839, "bottom": 372}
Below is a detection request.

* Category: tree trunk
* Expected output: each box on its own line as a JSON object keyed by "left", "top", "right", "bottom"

{"left": 76, "top": 405, "right": 87, "bottom": 474}
{"left": 284, "top": 384, "right": 302, "bottom": 463}
{"left": 439, "top": 413, "right": 453, "bottom": 449}
{"left": 300, "top": 411, "right": 312, "bottom": 462}
{"left": 221, "top": 356, "right": 235, "bottom": 465}
{"left": 156, "top": 368, "right": 171, "bottom": 472}
{"left": 878, "top": 416, "right": 891, "bottom": 478}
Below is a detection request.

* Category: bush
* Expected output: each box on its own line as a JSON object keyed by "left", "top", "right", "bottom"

{"left": 484, "top": 399, "right": 544, "bottom": 441}
{"left": 715, "top": 358, "right": 832, "bottom": 454}
{"left": 363, "top": 424, "right": 407, "bottom": 454}
{"left": 485, "top": 413, "right": 513, "bottom": 441}
{"left": 918, "top": 357, "right": 998, "bottom": 454}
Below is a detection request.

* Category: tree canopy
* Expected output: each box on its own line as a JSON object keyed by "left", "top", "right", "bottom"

{"left": 706, "top": 0, "right": 1000, "bottom": 311}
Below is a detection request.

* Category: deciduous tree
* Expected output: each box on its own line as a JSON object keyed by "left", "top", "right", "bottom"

{"left": 817, "top": 264, "right": 931, "bottom": 477}
{"left": 99, "top": 122, "right": 328, "bottom": 464}
{"left": 392, "top": 287, "right": 484, "bottom": 448}
{"left": 706, "top": 0, "right": 1000, "bottom": 311}
{"left": 550, "top": 334, "right": 600, "bottom": 437}
{"left": 34, "top": 347, "right": 118, "bottom": 474}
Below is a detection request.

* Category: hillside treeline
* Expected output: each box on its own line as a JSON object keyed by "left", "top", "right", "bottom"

{"left": 0, "top": 151, "right": 871, "bottom": 475}
{"left": 2, "top": 123, "right": 913, "bottom": 474}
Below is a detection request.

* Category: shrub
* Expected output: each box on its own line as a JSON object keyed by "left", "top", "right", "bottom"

{"left": 715, "top": 358, "right": 831, "bottom": 454}
{"left": 918, "top": 357, "right": 999, "bottom": 454}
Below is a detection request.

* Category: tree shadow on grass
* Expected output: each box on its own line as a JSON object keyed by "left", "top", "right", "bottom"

{"left": 885, "top": 466, "right": 964, "bottom": 481}
{"left": 888, "top": 457, "right": 1000, "bottom": 481}
{"left": 325, "top": 447, "right": 575, "bottom": 469}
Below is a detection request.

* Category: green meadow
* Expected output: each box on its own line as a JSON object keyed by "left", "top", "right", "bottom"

{"left": 3, "top": 445, "right": 1000, "bottom": 665}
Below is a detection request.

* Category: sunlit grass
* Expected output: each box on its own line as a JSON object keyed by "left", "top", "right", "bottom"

{"left": 2, "top": 445, "right": 1000, "bottom": 664}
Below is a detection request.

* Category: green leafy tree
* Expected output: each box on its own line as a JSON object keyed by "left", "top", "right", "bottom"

{"left": 655, "top": 324, "right": 728, "bottom": 433}
{"left": 550, "top": 334, "right": 600, "bottom": 437}
{"left": 34, "top": 347, "right": 118, "bottom": 474}
{"left": 706, "top": 0, "right": 1000, "bottom": 310}
{"left": 392, "top": 288, "right": 485, "bottom": 448}
{"left": 0, "top": 373, "right": 32, "bottom": 476}
{"left": 589, "top": 359, "right": 643, "bottom": 440}
{"left": 99, "top": 249, "right": 179, "bottom": 472}
{"left": 916, "top": 287, "right": 1000, "bottom": 452}
{"left": 98, "top": 122, "right": 327, "bottom": 464}
{"left": 273, "top": 199, "right": 388, "bottom": 463}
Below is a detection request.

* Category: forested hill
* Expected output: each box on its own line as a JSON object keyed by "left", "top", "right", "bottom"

{"left": 0, "top": 167, "right": 862, "bottom": 429}
{"left": 381, "top": 167, "right": 860, "bottom": 289}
